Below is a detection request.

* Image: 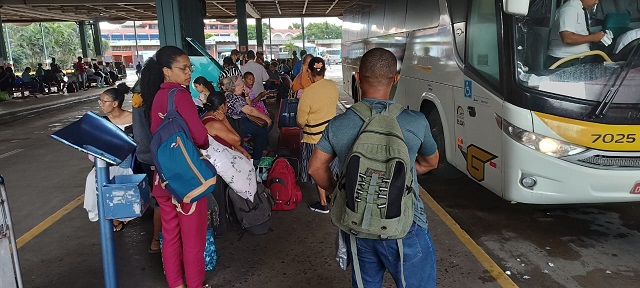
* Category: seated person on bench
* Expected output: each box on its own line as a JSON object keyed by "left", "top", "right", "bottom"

{"left": 545, "top": 0, "right": 611, "bottom": 68}
{"left": 21, "top": 67, "right": 44, "bottom": 94}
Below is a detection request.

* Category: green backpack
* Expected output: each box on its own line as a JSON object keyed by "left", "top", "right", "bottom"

{"left": 331, "top": 101, "right": 414, "bottom": 239}
{"left": 331, "top": 101, "right": 415, "bottom": 287}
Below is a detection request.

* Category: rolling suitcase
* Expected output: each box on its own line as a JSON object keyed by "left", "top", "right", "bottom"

{"left": 278, "top": 97, "right": 299, "bottom": 128}
{"left": 278, "top": 127, "right": 302, "bottom": 158}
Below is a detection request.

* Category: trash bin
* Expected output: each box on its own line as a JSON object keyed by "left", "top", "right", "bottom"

{"left": 102, "top": 174, "right": 150, "bottom": 220}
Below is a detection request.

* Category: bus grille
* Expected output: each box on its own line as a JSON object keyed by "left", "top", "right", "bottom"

{"left": 577, "top": 155, "right": 640, "bottom": 168}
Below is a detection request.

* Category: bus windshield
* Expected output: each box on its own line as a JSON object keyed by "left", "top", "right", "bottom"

{"left": 514, "top": 0, "right": 640, "bottom": 106}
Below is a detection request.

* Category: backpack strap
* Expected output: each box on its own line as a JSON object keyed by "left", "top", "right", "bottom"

{"left": 350, "top": 101, "right": 405, "bottom": 120}
{"left": 350, "top": 234, "right": 364, "bottom": 288}
{"left": 166, "top": 88, "right": 180, "bottom": 113}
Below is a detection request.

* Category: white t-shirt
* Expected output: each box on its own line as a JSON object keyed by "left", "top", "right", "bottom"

{"left": 548, "top": 0, "right": 591, "bottom": 58}
{"left": 240, "top": 60, "right": 270, "bottom": 94}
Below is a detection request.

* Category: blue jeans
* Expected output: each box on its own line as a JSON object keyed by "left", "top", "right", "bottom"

{"left": 240, "top": 117, "right": 270, "bottom": 160}
{"left": 345, "top": 223, "right": 436, "bottom": 288}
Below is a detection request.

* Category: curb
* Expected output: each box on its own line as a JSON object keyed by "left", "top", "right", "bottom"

{"left": 0, "top": 94, "right": 100, "bottom": 125}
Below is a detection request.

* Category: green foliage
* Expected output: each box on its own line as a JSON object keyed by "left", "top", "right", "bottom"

{"left": 292, "top": 21, "right": 342, "bottom": 40}
{"left": 234, "top": 23, "right": 270, "bottom": 40}
{"left": 204, "top": 33, "right": 215, "bottom": 39}
{"left": 5, "top": 22, "right": 83, "bottom": 71}
{"left": 282, "top": 42, "right": 301, "bottom": 56}
{"left": 288, "top": 23, "right": 302, "bottom": 29}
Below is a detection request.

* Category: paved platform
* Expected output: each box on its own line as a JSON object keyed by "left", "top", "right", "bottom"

{"left": 1, "top": 67, "right": 507, "bottom": 287}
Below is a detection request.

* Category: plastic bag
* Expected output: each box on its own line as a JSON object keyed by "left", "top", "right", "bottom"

{"left": 336, "top": 229, "right": 348, "bottom": 270}
{"left": 0, "top": 91, "right": 10, "bottom": 102}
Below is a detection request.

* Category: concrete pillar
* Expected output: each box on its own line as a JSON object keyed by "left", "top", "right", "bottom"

{"left": 92, "top": 22, "right": 103, "bottom": 57}
{"left": 236, "top": 0, "right": 249, "bottom": 54}
{"left": 0, "top": 16, "right": 7, "bottom": 63}
{"left": 256, "top": 18, "right": 263, "bottom": 53}
{"left": 156, "top": 0, "right": 206, "bottom": 56}
{"left": 78, "top": 21, "right": 90, "bottom": 58}
{"left": 301, "top": 17, "right": 306, "bottom": 51}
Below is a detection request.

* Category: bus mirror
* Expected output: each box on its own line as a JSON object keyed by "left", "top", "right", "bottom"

{"left": 503, "top": 0, "right": 529, "bottom": 16}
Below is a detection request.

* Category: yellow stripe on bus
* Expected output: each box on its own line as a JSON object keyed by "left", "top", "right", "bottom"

{"left": 535, "top": 112, "right": 640, "bottom": 151}
{"left": 420, "top": 187, "right": 518, "bottom": 288}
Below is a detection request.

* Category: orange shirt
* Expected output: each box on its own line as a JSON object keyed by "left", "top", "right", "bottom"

{"left": 291, "top": 70, "right": 312, "bottom": 92}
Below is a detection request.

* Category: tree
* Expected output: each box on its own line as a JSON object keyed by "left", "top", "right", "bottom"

{"left": 6, "top": 22, "right": 83, "bottom": 71}
{"left": 204, "top": 33, "right": 215, "bottom": 39}
{"left": 234, "top": 23, "right": 270, "bottom": 40}
{"left": 288, "top": 23, "right": 302, "bottom": 29}
{"left": 292, "top": 21, "right": 342, "bottom": 40}
{"left": 282, "top": 42, "right": 301, "bottom": 56}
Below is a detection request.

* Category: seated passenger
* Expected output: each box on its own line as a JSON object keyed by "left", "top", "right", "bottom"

{"left": 545, "top": 0, "right": 611, "bottom": 68}
{"left": 220, "top": 75, "right": 272, "bottom": 161}
{"left": 242, "top": 71, "right": 270, "bottom": 118}
{"left": 21, "top": 67, "right": 44, "bottom": 94}
{"left": 201, "top": 91, "right": 251, "bottom": 159}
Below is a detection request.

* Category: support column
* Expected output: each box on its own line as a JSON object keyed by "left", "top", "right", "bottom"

{"left": 78, "top": 21, "right": 90, "bottom": 58}
{"left": 301, "top": 17, "right": 306, "bottom": 51}
{"left": 156, "top": 0, "right": 206, "bottom": 56}
{"left": 256, "top": 18, "right": 263, "bottom": 54}
{"left": 236, "top": 0, "right": 249, "bottom": 54}
{"left": 0, "top": 16, "right": 7, "bottom": 63}
{"left": 92, "top": 22, "right": 103, "bottom": 57}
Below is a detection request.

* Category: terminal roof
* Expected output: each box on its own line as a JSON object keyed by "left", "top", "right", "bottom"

{"left": 0, "top": 0, "right": 352, "bottom": 22}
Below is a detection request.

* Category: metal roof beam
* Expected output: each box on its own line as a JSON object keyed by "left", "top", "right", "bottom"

{"left": 3, "top": 6, "right": 82, "bottom": 22}
{"left": 1, "top": 0, "right": 152, "bottom": 4}
{"left": 246, "top": 2, "right": 261, "bottom": 18}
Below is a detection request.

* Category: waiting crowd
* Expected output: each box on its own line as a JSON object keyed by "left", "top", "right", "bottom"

{"left": 83, "top": 45, "right": 440, "bottom": 288}
{"left": 0, "top": 57, "right": 123, "bottom": 99}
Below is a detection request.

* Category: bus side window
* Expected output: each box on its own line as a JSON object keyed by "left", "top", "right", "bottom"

{"left": 467, "top": 0, "right": 501, "bottom": 87}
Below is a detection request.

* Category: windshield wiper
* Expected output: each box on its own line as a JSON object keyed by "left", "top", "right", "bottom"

{"left": 590, "top": 41, "right": 640, "bottom": 119}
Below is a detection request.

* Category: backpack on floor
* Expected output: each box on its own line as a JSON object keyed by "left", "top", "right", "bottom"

{"left": 266, "top": 158, "right": 302, "bottom": 211}
{"left": 66, "top": 82, "right": 78, "bottom": 93}
{"left": 331, "top": 102, "right": 415, "bottom": 288}
{"left": 150, "top": 88, "right": 217, "bottom": 208}
{"left": 227, "top": 184, "right": 274, "bottom": 235}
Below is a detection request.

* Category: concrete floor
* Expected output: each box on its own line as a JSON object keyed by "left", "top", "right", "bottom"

{"left": 1, "top": 67, "right": 502, "bottom": 287}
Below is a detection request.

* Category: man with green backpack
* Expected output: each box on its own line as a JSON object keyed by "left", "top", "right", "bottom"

{"left": 309, "top": 48, "right": 440, "bottom": 288}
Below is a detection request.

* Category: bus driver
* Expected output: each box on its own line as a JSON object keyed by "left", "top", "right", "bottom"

{"left": 545, "top": 0, "right": 612, "bottom": 68}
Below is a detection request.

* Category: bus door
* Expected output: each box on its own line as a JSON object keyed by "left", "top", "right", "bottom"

{"left": 453, "top": 0, "right": 504, "bottom": 194}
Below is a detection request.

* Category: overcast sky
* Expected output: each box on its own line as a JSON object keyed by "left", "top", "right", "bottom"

{"left": 100, "top": 17, "right": 342, "bottom": 30}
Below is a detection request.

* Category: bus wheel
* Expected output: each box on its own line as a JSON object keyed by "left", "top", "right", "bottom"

{"left": 426, "top": 110, "right": 461, "bottom": 178}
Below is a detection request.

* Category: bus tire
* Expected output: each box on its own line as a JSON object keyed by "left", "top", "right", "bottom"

{"left": 425, "top": 109, "right": 462, "bottom": 178}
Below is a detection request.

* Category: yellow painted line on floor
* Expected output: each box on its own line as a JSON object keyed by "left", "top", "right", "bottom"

{"left": 16, "top": 194, "right": 84, "bottom": 249}
{"left": 419, "top": 187, "right": 518, "bottom": 288}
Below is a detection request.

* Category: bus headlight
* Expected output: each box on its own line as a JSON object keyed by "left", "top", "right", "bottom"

{"left": 502, "top": 120, "right": 587, "bottom": 158}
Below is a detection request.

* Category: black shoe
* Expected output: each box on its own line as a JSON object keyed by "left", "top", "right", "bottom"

{"left": 309, "top": 202, "right": 329, "bottom": 214}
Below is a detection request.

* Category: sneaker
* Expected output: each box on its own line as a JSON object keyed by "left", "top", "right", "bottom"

{"left": 309, "top": 202, "right": 329, "bottom": 214}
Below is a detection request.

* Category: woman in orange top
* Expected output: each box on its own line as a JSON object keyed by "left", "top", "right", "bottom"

{"left": 291, "top": 54, "right": 314, "bottom": 93}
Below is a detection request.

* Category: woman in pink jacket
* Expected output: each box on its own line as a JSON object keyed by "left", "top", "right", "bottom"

{"left": 141, "top": 45, "right": 210, "bottom": 288}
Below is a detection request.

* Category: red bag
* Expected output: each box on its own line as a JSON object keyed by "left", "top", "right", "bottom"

{"left": 278, "top": 127, "right": 302, "bottom": 158}
{"left": 266, "top": 158, "right": 302, "bottom": 211}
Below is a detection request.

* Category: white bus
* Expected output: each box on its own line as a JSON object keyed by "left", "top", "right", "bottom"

{"left": 325, "top": 48, "right": 342, "bottom": 64}
{"left": 342, "top": 0, "right": 640, "bottom": 204}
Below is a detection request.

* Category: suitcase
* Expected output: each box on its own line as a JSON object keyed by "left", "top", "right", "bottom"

{"left": 278, "top": 127, "right": 301, "bottom": 158}
{"left": 278, "top": 98, "right": 299, "bottom": 128}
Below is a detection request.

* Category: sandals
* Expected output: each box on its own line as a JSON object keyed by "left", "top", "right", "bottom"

{"left": 148, "top": 237, "right": 161, "bottom": 254}
{"left": 112, "top": 220, "right": 128, "bottom": 232}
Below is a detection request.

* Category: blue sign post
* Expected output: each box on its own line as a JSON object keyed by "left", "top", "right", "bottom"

{"left": 51, "top": 111, "right": 137, "bottom": 288}
{"left": 95, "top": 158, "right": 118, "bottom": 287}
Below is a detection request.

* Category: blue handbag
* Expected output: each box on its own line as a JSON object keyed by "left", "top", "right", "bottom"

{"left": 158, "top": 227, "right": 217, "bottom": 271}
